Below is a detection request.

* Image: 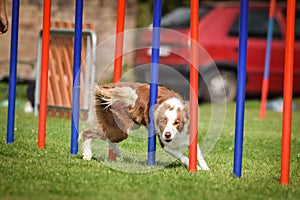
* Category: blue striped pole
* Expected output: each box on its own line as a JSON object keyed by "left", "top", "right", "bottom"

{"left": 6, "top": 0, "right": 20, "bottom": 144}
{"left": 233, "top": 0, "right": 249, "bottom": 178}
{"left": 263, "top": 20, "right": 274, "bottom": 79}
{"left": 260, "top": 0, "right": 276, "bottom": 119}
{"left": 148, "top": 0, "right": 162, "bottom": 165}
{"left": 70, "top": 0, "right": 84, "bottom": 155}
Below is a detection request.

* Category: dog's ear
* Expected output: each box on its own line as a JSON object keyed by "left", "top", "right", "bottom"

{"left": 153, "top": 104, "right": 160, "bottom": 125}
{"left": 183, "top": 101, "right": 190, "bottom": 120}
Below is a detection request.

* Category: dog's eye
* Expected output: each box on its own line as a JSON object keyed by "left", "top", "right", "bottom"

{"left": 160, "top": 118, "right": 166, "bottom": 124}
{"left": 174, "top": 120, "right": 181, "bottom": 126}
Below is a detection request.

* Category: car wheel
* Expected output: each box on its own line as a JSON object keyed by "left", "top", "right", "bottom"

{"left": 201, "top": 70, "right": 237, "bottom": 103}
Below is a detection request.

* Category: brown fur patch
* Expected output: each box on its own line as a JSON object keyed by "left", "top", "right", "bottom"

{"left": 94, "top": 82, "right": 185, "bottom": 143}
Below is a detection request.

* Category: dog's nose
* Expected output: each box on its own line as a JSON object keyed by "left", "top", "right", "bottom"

{"left": 165, "top": 132, "right": 171, "bottom": 139}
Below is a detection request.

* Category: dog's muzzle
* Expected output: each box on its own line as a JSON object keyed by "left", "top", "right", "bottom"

{"left": 164, "top": 131, "right": 172, "bottom": 142}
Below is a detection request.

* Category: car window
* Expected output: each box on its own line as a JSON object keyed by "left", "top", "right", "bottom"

{"left": 228, "top": 10, "right": 283, "bottom": 39}
{"left": 161, "top": 6, "right": 213, "bottom": 29}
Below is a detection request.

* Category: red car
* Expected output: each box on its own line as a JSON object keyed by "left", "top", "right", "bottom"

{"left": 135, "top": 2, "right": 300, "bottom": 102}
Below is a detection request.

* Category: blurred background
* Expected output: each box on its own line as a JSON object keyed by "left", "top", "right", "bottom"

{"left": 0, "top": 0, "right": 271, "bottom": 82}
{"left": 0, "top": 0, "right": 298, "bottom": 107}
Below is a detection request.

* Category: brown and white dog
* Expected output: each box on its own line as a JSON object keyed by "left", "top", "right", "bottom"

{"left": 80, "top": 82, "right": 209, "bottom": 170}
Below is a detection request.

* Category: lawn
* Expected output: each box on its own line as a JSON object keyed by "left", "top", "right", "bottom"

{"left": 0, "top": 84, "right": 299, "bottom": 199}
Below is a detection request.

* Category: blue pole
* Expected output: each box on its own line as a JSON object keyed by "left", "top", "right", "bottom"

{"left": 6, "top": 0, "right": 20, "bottom": 144}
{"left": 148, "top": 0, "right": 162, "bottom": 165}
{"left": 70, "top": 0, "right": 84, "bottom": 155}
{"left": 233, "top": 0, "right": 249, "bottom": 178}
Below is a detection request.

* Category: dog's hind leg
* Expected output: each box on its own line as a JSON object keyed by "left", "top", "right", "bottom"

{"left": 82, "top": 138, "right": 92, "bottom": 160}
{"left": 79, "top": 129, "right": 107, "bottom": 160}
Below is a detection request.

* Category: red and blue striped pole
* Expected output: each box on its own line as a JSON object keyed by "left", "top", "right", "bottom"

{"left": 70, "top": 0, "right": 84, "bottom": 155}
{"left": 148, "top": 0, "right": 162, "bottom": 166}
{"left": 260, "top": 0, "right": 277, "bottom": 119}
{"left": 6, "top": 0, "right": 20, "bottom": 144}
{"left": 188, "top": 0, "right": 199, "bottom": 172}
{"left": 233, "top": 0, "right": 249, "bottom": 178}
{"left": 108, "top": 0, "right": 126, "bottom": 161}
{"left": 280, "top": 0, "right": 295, "bottom": 185}
{"left": 37, "top": 0, "right": 51, "bottom": 149}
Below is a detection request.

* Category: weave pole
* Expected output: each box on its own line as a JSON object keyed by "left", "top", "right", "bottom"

{"left": 148, "top": 0, "right": 162, "bottom": 166}
{"left": 70, "top": 0, "right": 84, "bottom": 155}
{"left": 6, "top": 0, "right": 20, "bottom": 144}
{"left": 260, "top": 0, "right": 277, "bottom": 119}
{"left": 188, "top": 0, "right": 199, "bottom": 172}
{"left": 233, "top": 0, "right": 249, "bottom": 178}
{"left": 280, "top": 0, "right": 295, "bottom": 185}
{"left": 37, "top": 0, "right": 51, "bottom": 149}
{"left": 108, "top": 0, "right": 126, "bottom": 161}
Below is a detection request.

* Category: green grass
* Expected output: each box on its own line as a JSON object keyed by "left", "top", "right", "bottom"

{"left": 0, "top": 85, "right": 299, "bottom": 199}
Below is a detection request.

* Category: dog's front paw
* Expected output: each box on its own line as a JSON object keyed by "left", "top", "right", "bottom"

{"left": 200, "top": 165, "right": 210, "bottom": 171}
{"left": 197, "top": 165, "right": 210, "bottom": 171}
{"left": 198, "top": 159, "right": 210, "bottom": 171}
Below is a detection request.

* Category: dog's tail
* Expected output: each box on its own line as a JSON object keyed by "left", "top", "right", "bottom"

{"left": 95, "top": 85, "right": 138, "bottom": 108}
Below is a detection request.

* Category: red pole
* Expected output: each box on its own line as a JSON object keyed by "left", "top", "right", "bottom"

{"left": 189, "top": 0, "right": 199, "bottom": 172}
{"left": 280, "top": 0, "right": 295, "bottom": 185}
{"left": 108, "top": 0, "right": 126, "bottom": 161}
{"left": 113, "top": 0, "right": 126, "bottom": 83}
{"left": 38, "top": 0, "right": 51, "bottom": 149}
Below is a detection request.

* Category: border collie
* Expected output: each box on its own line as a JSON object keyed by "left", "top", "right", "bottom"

{"left": 80, "top": 82, "right": 209, "bottom": 170}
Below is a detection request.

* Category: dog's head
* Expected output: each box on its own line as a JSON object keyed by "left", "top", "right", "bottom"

{"left": 154, "top": 97, "right": 189, "bottom": 143}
